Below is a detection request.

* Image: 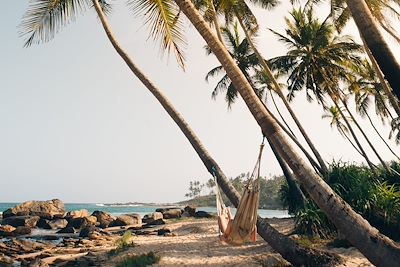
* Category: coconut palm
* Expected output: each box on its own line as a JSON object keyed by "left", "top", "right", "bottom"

{"left": 339, "top": 0, "right": 400, "bottom": 101}
{"left": 268, "top": 8, "right": 392, "bottom": 172}
{"left": 172, "top": 0, "right": 400, "bottom": 263}
{"left": 195, "top": 0, "right": 330, "bottom": 174}
{"left": 20, "top": 1, "right": 337, "bottom": 265}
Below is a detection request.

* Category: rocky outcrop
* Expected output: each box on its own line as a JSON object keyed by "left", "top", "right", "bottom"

{"left": 1, "top": 216, "right": 40, "bottom": 228}
{"left": 194, "top": 211, "right": 213, "bottom": 218}
{"left": 2, "top": 199, "right": 65, "bottom": 219}
{"left": 91, "top": 211, "right": 114, "bottom": 228}
{"left": 65, "top": 210, "right": 89, "bottom": 220}
{"left": 46, "top": 219, "right": 68, "bottom": 230}
{"left": 162, "top": 209, "right": 182, "bottom": 219}
{"left": 13, "top": 226, "right": 32, "bottom": 236}
{"left": 0, "top": 225, "right": 16, "bottom": 237}
{"left": 109, "top": 214, "right": 142, "bottom": 227}
{"left": 57, "top": 227, "right": 76, "bottom": 234}
{"left": 66, "top": 217, "right": 96, "bottom": 229}
{"left": 142, "top": 212, "right": 163, "bottom": 224}
{"left": 184, "top": 206, "right": 196, "bottom": 217}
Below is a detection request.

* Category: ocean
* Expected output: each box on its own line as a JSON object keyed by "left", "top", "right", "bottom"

{"left": 0, "top": 203, "right": 289, "bottom": 218}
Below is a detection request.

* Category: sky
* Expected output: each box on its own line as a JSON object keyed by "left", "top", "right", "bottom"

{"left": 1, "top": 1, "right": 400, "bottom": 203}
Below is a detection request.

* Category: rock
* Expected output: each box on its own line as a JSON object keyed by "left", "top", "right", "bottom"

{"left": 27, "top": 258, "right": 50, "bottom": 267}
{"left": 57, "top": 226, "right": 76, "bottom": 234}
{"left": 66, "top": 217, "right": 96, "bottom": 229}
{"left": 79, "top": 225, "right": 98, "bottom": 238}
{"left": 1, "top": 215, "right": 40, "bottom": 228}
{"left": 155, "top": 207, "right": 182, "bottom": 213}
{"left": 157, "top": 228, "right": 171, "bottom": 236}
{"left": 86, "top": 216, "right": 97, "bottom": 225}
{"left": 109, "top": 214, "right": 142, "bottom": 227}
{"left": 36, "top": 218, "right": 49, "bottom": 229}
{"left": 145, "top": 219, "right": 166, "bottom": 226}
{"left": 2, "top": 199, "right": 65, "bottom": 219}
{"left": 0, "top": 225, "right": 16, "bottom": 237}
{"left": 194, "top": 211, "right": 213, "bottom": 218}
{"left": 65, "top": 209, "right": 89, "bottom": 220}
{"left": 13, "top": 226, "right": 32, "bottom": 236}
{"left": 142, "top": 212, "right": 163, "bottom": 224}
{"left": 91, "top": 211, "right": 114, "bottom": 228}
{"left": 0, "top": 254, "right": 14, "bottom": 266}
{"left": 184, "top": 206, "right": 196, "bottom": 216}
{"left": 46, "top": 218, "right": 68, "bottom": 230}
{"left": 162, "top": 209, "right": 182, "bottom": 219}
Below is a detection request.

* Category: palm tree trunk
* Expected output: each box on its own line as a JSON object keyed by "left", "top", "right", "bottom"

{"left": 235, "top": 13, "right": 329, "bottom": 175}
{"left": 173, "top": 0, "right": 400, "bottom": 264}
{"left": 339, "top": 95, "right": 390, "bottom": 172}
{"left": 267, "top": 138, "right": 306, "bottom": 212}
{"left": 363, "top": 107, "right": 400, "bottom": 161}
{"left": 270, "top": 90, "right": 297, "bottom": 138}
{"left": 340, "top": 127, "right": 365, "bottom": 157}
{"left": 360, "top": 35, "right": 400, "bottom": 117}
{"left": 347, "top": 0, "right": 400, "bottom": 100}
{"left": 331, "top": 96, "right": 377, "bottom": 171}
{"left": 207, "top": 0, "right": 224, "bottom": 43}
{"left": 91, "top": 1, "right": 337, "bottom": 265}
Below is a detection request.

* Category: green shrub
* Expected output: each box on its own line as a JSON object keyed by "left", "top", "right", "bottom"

{"left": 109, "top": 230, "right": 135, "bottom": 256}
{"left": 294, "top": 202, "right": 335, "bottom": 238}
{"left": 116, "top": 251, "right": 160, "bottom": 267}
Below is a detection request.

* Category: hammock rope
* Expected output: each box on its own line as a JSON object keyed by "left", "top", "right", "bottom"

{"left": 213, "top": 137, "right": 265, "bottom": 245}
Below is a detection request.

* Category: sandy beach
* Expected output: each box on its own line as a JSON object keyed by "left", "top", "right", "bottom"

{"left": 103, "top": 218, "right": 373, "bottom": 267}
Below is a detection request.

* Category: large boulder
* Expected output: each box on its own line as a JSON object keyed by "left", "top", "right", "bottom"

{"left": 162, "top": 209, "right": 182, "bottom": 219}
{"left": 0, "top": 225, "right": 16, "bottom": 237}
{"left": 184, "top": 206, "right": 196, "bottom": 217}
{"left": 66, "top": 216, "right": 96, "bottom": 229}
{"left": 1, "top": 215, "right": 40, "bottom": 228}
{"left": 65, "top": 209, "right": 89, "bottom": 220}
{"left": 79, "top": 225, "right": 98, "bottom": 238}
{"left": 91, "top": 211, "right": 114, "bottom": 228}
{"left": 109, "top": 214, "right": 142, "bottom": 227}
{"left": 13, "top": 226, "right": 32, "bottom": 236}
{"left": 2, "top": 199, "right": 65, "bottom": 219}
{"left": 142, "top": 212, "right": 163, "bottom": 224}
{"left": 194, "top": 211, "right": 214, "bottom": 218}
{"left": 46, "top": 219, "right": 68, "bottom": 230}
{"left": 57, "top": 226, "right": 76, "bottom": 234}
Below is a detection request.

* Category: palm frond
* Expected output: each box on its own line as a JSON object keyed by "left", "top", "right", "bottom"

{"left": 19, "top": 0, "right": 90, "bottom": 47}
{"left": 128, "top": 0, "right": 187, "bottom": 69}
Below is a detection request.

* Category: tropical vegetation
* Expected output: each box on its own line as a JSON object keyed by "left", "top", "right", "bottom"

{"left": 19, "top": 0, "right": 400, "bottom": 265}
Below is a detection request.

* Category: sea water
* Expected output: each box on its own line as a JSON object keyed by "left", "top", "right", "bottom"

{"left": 0, "top": 203, "right": 289, "bottom": 218}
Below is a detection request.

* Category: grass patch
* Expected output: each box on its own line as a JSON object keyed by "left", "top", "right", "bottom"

{"left": 116, "top": 251, "right": 160, "bottom": 267}
{"left": 109, "top": 230, "right": 135, "bottom": 256}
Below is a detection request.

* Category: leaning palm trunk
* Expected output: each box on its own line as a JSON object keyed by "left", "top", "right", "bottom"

{"left": 360, "top": 35, "right": 400, "bottom": 117}
{"left": 235, "top": 13, "right": 329, "bottom": 175}
{"left": 267, "top": 138, "right": 306, "bottom": 212}
{"left": 338, "top": 94, "right": 390, "bottom": 172}
{"left": 347, "top": 0, "right": 400, "bottom": 101}
{"left": 91, "top": 1, "right": 337, "bottom": 265}
{"left": 330, "top": 96, "right": 377, "bottom": 172}
{"left": 363, "top": 107, "right": 400, "bottom": 161}
{"left": 173, "top": 0, "right": 400, "bottom": 264}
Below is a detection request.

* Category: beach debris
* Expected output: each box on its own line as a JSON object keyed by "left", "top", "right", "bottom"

{"left": 2, "top": 199, "right": 65, "bottom": 220}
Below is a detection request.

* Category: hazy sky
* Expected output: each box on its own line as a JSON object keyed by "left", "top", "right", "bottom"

{"left": 1, "top": 1, "right": 399, "bottom": 203}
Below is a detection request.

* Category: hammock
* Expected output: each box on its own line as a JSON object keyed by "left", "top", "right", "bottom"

{"left": 214, "top": 139, "right": 265, "bottom": 245}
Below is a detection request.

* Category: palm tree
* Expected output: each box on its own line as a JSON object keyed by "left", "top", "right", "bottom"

{"left": 173, "top": 0, "right": 400, "bottom": 264}
{"left": 195, "top": 0, "right": 330, "bottom": 174}
{"left": 322, "top": 106, "right": 365, "bottom": 157}
{"left": 206, "top": 24, "right": 307, "bottom": 210}
{"left": 268, "top": 8, "right": 393, "bottom": 172}
{"left": 345, "top": 0, "right": 400, "bottom": 100}
{"left": 19, "top": 1, "right": 337, "bottom": 265}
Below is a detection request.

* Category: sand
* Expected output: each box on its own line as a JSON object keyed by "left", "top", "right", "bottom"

{"left": 104, "top": 218, "right": 374, "bottom": 267}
